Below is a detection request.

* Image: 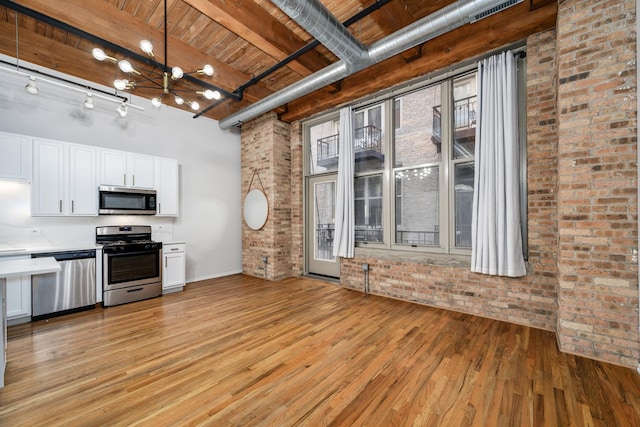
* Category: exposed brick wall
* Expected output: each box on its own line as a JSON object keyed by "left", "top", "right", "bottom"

{"left": 240, "top": 4, "right": 639, "bottom": 368}
{"left": 337, "top": 31, "right": 560, "bottom": 333}
{"left": 241, "top": 112, "right": 292, "bottom": 280}
{"left": 556, "top": 0, "right": 638, "bottom": 367}
{"left": 290, "top": 121, "right": 304, "bottom": 277}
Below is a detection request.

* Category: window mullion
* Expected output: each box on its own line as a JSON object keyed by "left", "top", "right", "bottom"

{"left": 440, "top": 80, "right": 452, "bottom": 252}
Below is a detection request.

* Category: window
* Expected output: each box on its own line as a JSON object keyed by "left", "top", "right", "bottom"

{"left": 355, "top": 175, "right": 383, "bottom": 243}
{"left": 304, "top": 53, "right": 526, "bottom": 256}
{"left": 354, "top": 103, "right": 385, "bottom": 173}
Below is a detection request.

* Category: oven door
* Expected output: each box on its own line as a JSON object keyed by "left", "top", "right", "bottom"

{"left": 103, "top": 249, "right": 162, "bottom": 291}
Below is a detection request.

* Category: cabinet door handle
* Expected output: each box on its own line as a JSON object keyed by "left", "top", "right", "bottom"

{"left": 123, "top": 174, "right": 127, "bottom": 186}
{"left": 165, "top": 257, "right": 167, "bottom": 268}
{"left": 59, "top": 200, "right": 62, "bottom": 213}
{"left": 170, "top": 248, "right": 179, "bottom": 251}
{"left": 71, "top": 200, "right": 74, "bottom": 213}
{"left": 133, "top": 175, "right": 135, "bottom": 187}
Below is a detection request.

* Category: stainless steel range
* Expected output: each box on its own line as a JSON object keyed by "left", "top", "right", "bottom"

{"left": 96, "top": 225, "right": 162, "bottom": 307}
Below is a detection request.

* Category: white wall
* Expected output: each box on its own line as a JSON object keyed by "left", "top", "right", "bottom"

{"left": 0, "top": 58, "right": 242, "bottom": 282}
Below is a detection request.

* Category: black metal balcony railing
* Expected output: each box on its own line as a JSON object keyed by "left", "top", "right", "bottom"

{"left": 317, "top": 224, "right": 469, "bottom": 248}
{"left": 432, "top": 95, "right": 477, "bottom": 141}
{"left": 396, "top": 230, "right": 440, "bottom": 246}
{"left": 355, "top": 226, "right": 383, "bottom": 243}
{"left": 316, "top": 125, "right": 383, "bottom": 166}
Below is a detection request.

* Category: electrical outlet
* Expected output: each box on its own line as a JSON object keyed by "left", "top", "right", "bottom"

{"left": 362, "top": 263, "right": 369, "bottom": 271}
{"left": 26, "top": 228, "right": 40, "bottom": 235}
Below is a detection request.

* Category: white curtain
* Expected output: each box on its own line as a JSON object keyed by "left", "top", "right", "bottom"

{"left": 333, "top": 107, "right": 355, "bottom": 258}
{"left": 471, "top": 51, "right": 526, "bottom": 277}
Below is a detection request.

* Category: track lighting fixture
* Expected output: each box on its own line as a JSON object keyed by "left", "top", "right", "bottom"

{"left": 24, "top": 77, "right": 39, "bottom": 95}
{"left": 83, "top": 94, "right": 95, "bottom": 110}
{"left": 116, "top": 103, "right": 128, "bottom": 118}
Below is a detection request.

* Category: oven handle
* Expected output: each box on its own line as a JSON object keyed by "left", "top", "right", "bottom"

{"left": 127, "top": 288, "right": 144, "bottom": 293}
{"left": 104, "top": 249, "right": 162, "bottom": 258}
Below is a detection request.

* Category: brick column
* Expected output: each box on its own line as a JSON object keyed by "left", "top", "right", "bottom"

{"left": 241, "top": 112, "right": 292, "bottom": 280}
{"left": 556, "top": 0, "right": 638, "bottom": 367}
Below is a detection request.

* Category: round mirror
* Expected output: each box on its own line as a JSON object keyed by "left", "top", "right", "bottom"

{"left": 244, "top": 189, "right": 269, "bottom": 230}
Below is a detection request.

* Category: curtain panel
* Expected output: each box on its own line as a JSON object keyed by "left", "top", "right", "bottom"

{"left": 470, "top": 51, "right": 526, "bottom": 277}
{"left": 333, "top": 107, "right": 355, "bottom": 258}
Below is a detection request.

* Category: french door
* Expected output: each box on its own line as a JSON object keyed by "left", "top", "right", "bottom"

{"left": 306, "top": 174, "right": 340, "bottom": 278}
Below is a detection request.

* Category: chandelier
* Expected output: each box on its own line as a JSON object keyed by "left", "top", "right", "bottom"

{"left": 90, "top": 0, "right": 220, "bottom": 112}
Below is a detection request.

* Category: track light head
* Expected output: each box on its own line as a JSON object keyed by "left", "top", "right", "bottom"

{"left": 25, "top": 77, "right": 39, "bottom": 95}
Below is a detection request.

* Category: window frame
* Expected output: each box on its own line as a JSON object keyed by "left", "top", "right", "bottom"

{"left": 302, "top": 47, "right": 527, "bottom": 258}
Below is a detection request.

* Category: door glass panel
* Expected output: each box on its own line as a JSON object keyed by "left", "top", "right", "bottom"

{"left": 314, "top": 181, "right": 336, "bottom": 261}
{"left": 308, "top": 118, "right": 340, "bottom": 175}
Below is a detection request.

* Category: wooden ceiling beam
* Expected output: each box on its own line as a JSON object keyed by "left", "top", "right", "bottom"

{"left": 10, "top": 0, "right": 275, "bottom": 104}
{"left": 280, "top": 0, "right": 558, "bottom": 123}
{"left": 183, "top": 0, "right": 335, "bottom": 78}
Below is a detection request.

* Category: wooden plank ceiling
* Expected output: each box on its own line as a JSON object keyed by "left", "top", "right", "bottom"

{"left": 0, "top": 0, "right": 557, "bottom": 125}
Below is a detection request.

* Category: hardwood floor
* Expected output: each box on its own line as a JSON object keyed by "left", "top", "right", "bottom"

{"left": 1, "top": 274, "right": 640, "bottom": 426}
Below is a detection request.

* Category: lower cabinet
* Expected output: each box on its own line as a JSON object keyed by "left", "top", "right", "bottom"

{"left": 5, "top": 275, "right": 31, "bottom": 324}
{"left": 163, "top": 243, "right": 186, "bottom": 293}
{"left": 3, "top": 256, "right": 31, "bottom": 325}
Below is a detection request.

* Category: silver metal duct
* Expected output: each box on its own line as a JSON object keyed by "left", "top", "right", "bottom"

{"left": 219, "top": 0, "right": 517, "bottom": 130}
{"left": 271, "top": 0, "right": 368, "bottom": 68}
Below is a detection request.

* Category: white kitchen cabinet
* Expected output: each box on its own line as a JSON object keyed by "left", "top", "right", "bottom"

{"left": 0, "top": 132, "right": 31, "bottom": 182}
{"left": 32, "top": 139, "right": 97, "bottom": 216}
{"left": 2, "top": 255, "right": 31, "bottom": 325}
{"left": 163, "top": 243, "right": 185, "bottom": 293}
{"left": 31, "top": 139, "right": 65, "bottom": 216}
{"left": 155, "top": 157, "right": 179, "bottom": 216}
{"left": 5, "top": 275, "right": 31, "bottom": 324}
{"left": 99, "top": 149, "right": 154, "bottom": 189}
{"left": 68, "top": 144, "right": 98, "bottom": 215}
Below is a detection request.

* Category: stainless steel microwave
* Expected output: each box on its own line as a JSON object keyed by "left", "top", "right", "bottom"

{"left": 98, "top": 186, "right": 157, "bottom": 215}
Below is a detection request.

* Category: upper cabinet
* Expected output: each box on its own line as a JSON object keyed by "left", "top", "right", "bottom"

{"left": 155, "top": 157, "right": 179, "bottom": 217}
{"left": 31, "top": 139, "right": 97, "bottom": 216}
{"left": 99, "top": 149, "right": 154, "bottom": 189}
{"left": 7, "top": 132, "right": 179, "bottom": 217}
{"left": 0, "top": 131, "right": 31, "bottom": 182}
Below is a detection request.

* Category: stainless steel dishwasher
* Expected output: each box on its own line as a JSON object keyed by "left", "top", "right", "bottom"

{"left": 31, "top": 250, "right": 96, "bottom": 320}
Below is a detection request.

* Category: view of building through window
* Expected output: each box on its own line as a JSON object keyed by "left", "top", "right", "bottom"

{"left": 305, "top": 70, "right": 478, "bottom": 253}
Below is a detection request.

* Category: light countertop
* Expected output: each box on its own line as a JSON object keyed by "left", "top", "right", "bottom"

{"left": 0, "top": 257, "right": 61, "bottom": 279}
{"left": 0, "top": 244, "right": 103, "bottom": 257}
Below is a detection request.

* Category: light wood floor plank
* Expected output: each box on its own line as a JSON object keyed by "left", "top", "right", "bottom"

{"left": 1, "top": 274, "right": 640, "bottom": 426}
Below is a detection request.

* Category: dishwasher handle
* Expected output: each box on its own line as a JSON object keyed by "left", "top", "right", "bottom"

{"left": 32, "top": 250, "right": 96, "bottom": 261}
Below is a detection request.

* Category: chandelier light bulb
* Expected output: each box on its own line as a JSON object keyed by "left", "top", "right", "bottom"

{"left": 202, "top": 90, "right": 215, "bottom": 100}
{"left": 174, "top": 95, "right": 184, "bottom": 105}
{"left": 139, "top": 40, "right": 154, "bottom": 56}
{"left": 171, "top": 67, "right": 184, "bottom": 80}
{"left": 151, "top": 97, "right": 162, "bottom": 108}
{"left": 92, "top": 48, "right": 107, "bottom": 61}
{"left": 211, "top": 90, "right": 221, "bottom": 100}
{"left": 113, "top": 79, "right": 127, "bottom": 90}
{"left": 190, "top": 101, "right": 200, "bottom": 111}
{"left": 200, "top": 64, "right": 214, "bottom": 76}
{"left": 118, "top": 60, "right": 134, "bottom": 73}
